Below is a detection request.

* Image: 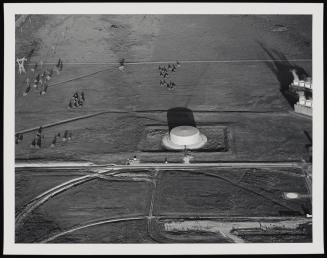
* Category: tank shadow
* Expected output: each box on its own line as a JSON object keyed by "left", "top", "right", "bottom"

{"left": 167, "top": 107, "right": 196, "bottom": 132}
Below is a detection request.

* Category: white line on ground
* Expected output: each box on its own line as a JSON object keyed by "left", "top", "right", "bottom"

{"left": 41, "top": 216, "right": 147, "bottom": 243}
{"left": 15, "top": 169, "right": 118, "bottom": 228}
{"left": 15, "top": 161, "right": 96, "bottom": 167}
{"left": 15, "top": 109, "right": 293, "bottom": 135}
{"left": 25, "top": 59, "right": 312, "bottom": 66}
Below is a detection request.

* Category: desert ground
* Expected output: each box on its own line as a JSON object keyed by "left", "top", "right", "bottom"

{"left": 15, "top": 15, "right": 312, "bottom": 243}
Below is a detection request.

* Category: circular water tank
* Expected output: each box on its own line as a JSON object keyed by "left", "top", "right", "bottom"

{"left": 170, "top": 126, "right": 200, "bottom": 145}
{"left": 162, "top": 126, "right": 207, "bottom": 150}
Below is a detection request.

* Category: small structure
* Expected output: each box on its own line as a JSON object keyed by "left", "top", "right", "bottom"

{"left": 290, "top": 69, "right": 312, "bottom": 116}
{"left": 182, "top": 153, "right": 194, "bottom": 164}
{"left": 283, "top": 192, "right": 311, "bottom": 200}
{"left": 16, "top": 57, "right": 27, "bottom": 74}
{"left": 128, "top": 155, "right": 140, "bottom": 165}
{"left": 162, "top": 126, "right": 207, "bottom": 150}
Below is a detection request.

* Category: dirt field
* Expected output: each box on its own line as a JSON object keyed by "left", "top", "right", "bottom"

{"left": 15, "top": 166, "right": 311, "bottom": 243}
{"left": 15, "top": 15, "right": 312, "bottom": 243}
{"left": 15, "top": 15, "right": 312, "bottom": 163}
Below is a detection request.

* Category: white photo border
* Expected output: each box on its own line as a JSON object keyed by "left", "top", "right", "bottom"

{"left": 3, "top": 2, "right": 324, "bottom": 255}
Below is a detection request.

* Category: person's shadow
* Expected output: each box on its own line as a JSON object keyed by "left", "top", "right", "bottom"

{"left": 167, "top": 107, "right": 196, "bottom": 132}
{"left": 257, "top": 41, "right": 309, "bottom": 107}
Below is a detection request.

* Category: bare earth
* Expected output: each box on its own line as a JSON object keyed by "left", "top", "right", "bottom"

{"left": 15, "top": 15, "right": 312, "bottom": 243}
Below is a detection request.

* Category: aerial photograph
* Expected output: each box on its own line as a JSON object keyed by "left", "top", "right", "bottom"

{"left": 14, "top": 13, "right": 313, "bottom": 244}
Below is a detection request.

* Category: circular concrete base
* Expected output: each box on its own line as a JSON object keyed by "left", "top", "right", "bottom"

{"left": 162, "top": 126, "right": 207, "bottom": 150}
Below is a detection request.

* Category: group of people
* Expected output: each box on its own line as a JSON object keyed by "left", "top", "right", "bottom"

{"left": 158, "top": 61, "right": 181, "bottom": 90}
{"left": 30, "top": 126, "right": 44, "bottom": 149}
{"left": 15, "top": 133, "right": 24, "bottom": 144}
{"left": 50, "top": 130, "right": 72, "bottom": 148}
{"left": 160, "top": 79, "right": 175, "bottom": 90}
{"left": 68, "top": 91, "right": 85, "bottom": 109}
{"left": 15, "top": 126, "right": 73, "bottom": 149}
{"left": 23, "top": 58, "right": 64, "bottom": 97}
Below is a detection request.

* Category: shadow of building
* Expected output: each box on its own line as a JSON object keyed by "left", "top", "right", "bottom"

{"left": 167, "top": 107, "right": 196, "bottom": 131}
{"left": 304, "top": 130, "right": 312, "bottom": 163}
{"left": 257, "top": 41, "right": 309, "bottom": 107}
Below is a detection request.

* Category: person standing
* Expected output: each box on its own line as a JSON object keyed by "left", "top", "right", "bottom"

{"left": 68, "top": 97, "right": 75, "bottom": 109}
{"left": 118, "top": 58, "right": 125, "bottom": 71}
{"left": 63, "top": 130, "right": 69, "bottom": 141}
{"left": 30, "top": 138, "right": 36, "bottom": 148}
{"left": 23, "top": 78, "right": 31, "bottom": 96}
{"left": 33, "top": 74, "right": 40, "bottom": 88}
{"left": 31, "top": 63, "right": 38, "bottom": 73}
{"left": 36, "top": 135, "right": 42, "bottom": 148}
{"left": 50, "top": 135, "right": 57, "bottom": 147}
{"left": 59, "top": 59, "right": 63, "bottom": 71}
{"left": 68, "top": 132, "right": 72, "bottom": 141}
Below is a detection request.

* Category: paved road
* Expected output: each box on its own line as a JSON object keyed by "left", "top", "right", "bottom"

{"left": 15, "top": 161, "right": 304, "bottom": 169}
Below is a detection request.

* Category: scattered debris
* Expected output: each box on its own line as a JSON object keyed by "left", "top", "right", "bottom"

{"left": 271, "top": 24, "right": 288, "bottom": 32}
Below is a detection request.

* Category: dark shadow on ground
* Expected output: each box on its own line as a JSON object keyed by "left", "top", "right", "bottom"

{"left": 304, "top": 130, "right": 312, "bottom": 162}
{"left": 167, "top": 107, "right": 196, "bottom": 131}
{"left": 257, "top": 41, "right": 309, "bottom": 107}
